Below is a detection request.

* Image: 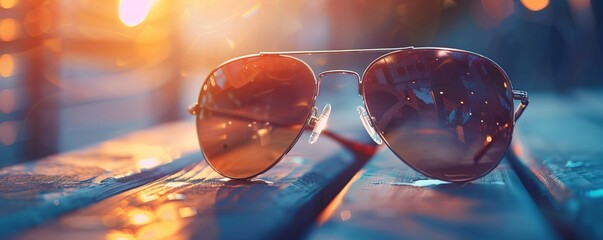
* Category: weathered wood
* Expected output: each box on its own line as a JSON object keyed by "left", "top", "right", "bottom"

{"left": 306, "top": 149, "right": 559, "bottom": 240}
{"left": 18, "top": 127, "right": 374, "bottom": 240}
{"left": 0, "top": 121, "right": 202, "bottom": 236}
{"left": 510, "top": 91, "right": 603, "bottom": 239}
{"left": 9, "top": 74, "right": 376, "bottom": 239}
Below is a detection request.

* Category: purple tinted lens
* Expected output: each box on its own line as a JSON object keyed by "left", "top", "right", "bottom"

{"left": 197, "top": 55, "right": 316, "bottom": 179}
{"left": 362, "top": 49, "right": 514, "bottom": 181}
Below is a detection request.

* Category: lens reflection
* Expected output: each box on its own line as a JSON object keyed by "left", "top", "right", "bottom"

{"left": 196, "top": 55, "right": 315, "bottom": 179}
{"left": 362, "top": 49, "right": 514, "bottom": 181}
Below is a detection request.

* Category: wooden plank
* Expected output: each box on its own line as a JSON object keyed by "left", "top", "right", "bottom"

{"left": 17, "top": 126, "right": 375, "bottom": 239}
{"left": 10, "top": 73, "right": 376, "bottom": 239}
{"left": 0, "top": 121, "right": 202, "bottom": 236}
{"left": 509, "top": 92, "right": 603, "bottom": 239}
{"left": 306, "top": 149, "right": 559, "bottom": 240}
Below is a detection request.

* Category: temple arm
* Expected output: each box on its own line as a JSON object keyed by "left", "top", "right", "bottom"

{"left": 474, "top": 90, "right": 529, "bottom": 162}
{"left": 513, "top": 90, "right": 529, "bottom": 121}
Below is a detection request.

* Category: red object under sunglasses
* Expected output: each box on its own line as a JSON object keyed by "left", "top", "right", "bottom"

{"left": 188, "top": 47, "right": 529, "bottom": 182}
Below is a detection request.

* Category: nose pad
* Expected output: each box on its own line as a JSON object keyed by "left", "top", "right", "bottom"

{"left": 357, "top": 106, "right": 383, "bottom": 145}
{"left": 308, "top": 104, "right": 331, "bottom": 144}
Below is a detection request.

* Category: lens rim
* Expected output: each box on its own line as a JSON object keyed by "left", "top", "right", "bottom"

{"left": 196, "top": 54, "right": 318, "bottom": 179}
{"left": 360, "top": 47, "right": 515, "bottom": 182}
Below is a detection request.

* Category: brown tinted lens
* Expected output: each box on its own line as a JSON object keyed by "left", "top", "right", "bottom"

{"left": 196, "top": 55, "right": 316, "bottom": 179}
{"left": 362, "top": 49, "right": 514, "bottom": 181}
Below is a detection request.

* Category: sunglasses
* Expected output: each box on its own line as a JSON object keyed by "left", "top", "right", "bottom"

{"left": 187, "top": 47, "right": 529, "bottom": 182}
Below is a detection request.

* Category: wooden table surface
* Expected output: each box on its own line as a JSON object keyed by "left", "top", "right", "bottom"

{"left": 510, "top": 90, "right": 603, "bottom": 239}
{"left": 1, "top": 91, "right": 602, "bottom": 239}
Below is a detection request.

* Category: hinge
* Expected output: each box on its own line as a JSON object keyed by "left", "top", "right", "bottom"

{"left": 512, "top": 90, "right": 529, "bottom": 104}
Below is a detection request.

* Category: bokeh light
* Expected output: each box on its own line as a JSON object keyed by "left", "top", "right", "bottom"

{"left": 520, "top": 0, "right": 549, "bottom": 11}
{"left": 128, "top": 209, "right": 156, "bottom": 226}
{"left": 0, "top": 121, "right": 18, "bottom": 145}
{"left": 0, "top": 54, "right": 15, "bottom": 77}
{"left": 106, "top": 231, "right": 136, "bottom": 240}
{"left": 0, "top": 18, "right": 19, "bottom": 41}
{"left": 136, "top": 157, "right": 160, "bottom": 170}
{"left": 0, "top": 0, "right": 18, "bottom": 9}
{"left": 0, "top": 89, "right": 16, "bottom": 113}
{"left": 119, "top": 0, "right": 155, "bottom": 27}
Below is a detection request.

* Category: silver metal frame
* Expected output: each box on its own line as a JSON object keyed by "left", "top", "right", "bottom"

{"left": 260, "top": 47, "right": 414, "bottom": 56}
{"left": 189, "top": 47, "right": 530, "bottom": 182}
{"left": 194, "top": 46, "right": 530, "bottom": 123}
{"left": 512, "top": 90, "right": 529, "bottom": 122}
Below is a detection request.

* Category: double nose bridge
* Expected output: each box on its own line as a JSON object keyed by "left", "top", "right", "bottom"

{"left": 308, "top": 69, "right": 384, "bottom": 145}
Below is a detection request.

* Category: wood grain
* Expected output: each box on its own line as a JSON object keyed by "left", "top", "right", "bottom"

{"left": 0, "top": 121, "right": 202, "bottom": 236}
{"left": 510, "top": 91, "right": 603, "bottom": 239}
{"left": 11, "top": 76, "right": 377, "bottom": 239}
{"left": 306, "top": 148, "right": 558, "bottom": 240}
{"left": 18, "top": 128, "right": 373, "bottom": 240}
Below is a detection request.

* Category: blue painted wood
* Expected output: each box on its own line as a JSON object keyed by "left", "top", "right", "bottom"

{"left": 510, "top": 91, "right": 603, "bottom": 239}
{"left": 306, "top": 149, "right": 559, "bottom": 240}
{"left": 0, "top": 121, "right": 202, "bottom": 236}
{"left": 12, "top": 75, "right": 377, "bottom": 239}
{"left": 18, "top": 128, "right": 374, "bottom": 240}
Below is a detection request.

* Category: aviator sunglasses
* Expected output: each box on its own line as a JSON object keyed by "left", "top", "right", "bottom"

{"left": 188, "top": 47, "right": 529, "bottom": 182}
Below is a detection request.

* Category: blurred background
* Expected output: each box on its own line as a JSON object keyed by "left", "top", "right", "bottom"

{"left": 1, "top": 0, "right": 602, "bottom": 167}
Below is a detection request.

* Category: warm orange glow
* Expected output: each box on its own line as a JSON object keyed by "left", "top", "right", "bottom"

{"left": 119, "top": 0, "right": 155, "bottom": 27}
{"left": 106, "top": 231, "right": 136, "bottom": 240}
{"left": 0, "top": 18, "right": 19, "bottom": 41}
{"left": 0, "top": 89, "right": 16, "bottom": 113}
{"left": 317, "top": 170, "right": 364, "bottom": 225}
{"left": 135, "top": 25, "right": 168, "bottom": 44}
{"left": 155, "top": 203, "right": 178, "bottom": 221}
{"left": 0, "top": 0, "right": 18, "bottom": 9}
{"left": 24, "top": 7, "right": 52, "bottom": 36}
{"left": 486, "top": 135, "right": 493, "bottom": 143}
{"left": 241, "top": 3, "right": 261, "bottom": 19}
{"left": 138, "top": 193, "right": 159, "bottom": 203}
{"left": 136, "top": 157, "right": 160, "bottom": 170}
{"left": 0, "top": 54, "right": 15, "bottom": 77}
{"left": 520, "top": 0, "right": 549, "bottom": 11}
{"left": 178, "top": 207, "right": 197, "bottom": 218}
{"left": 164, "top": 181, "right": 191, "bottom": 188}
{"left": 136, "top": 222, "right": 180, "bottom": 240}
{"left": 226, "top": 38, "right": 236, "bottom": 49}
{"left": 166, "top": 193, "right": 186, "bottom": 201}
{"left": 512, "top": 137, "right": 524, "bottom": 156}
{"left": 128, "top": 209, "right": 156, "bottom": 226}
{"left": 44, "top": 37, "right": 62, "bottom": 52}
{"left": 0, "top": 121, "right": 18, "bottom": 145}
